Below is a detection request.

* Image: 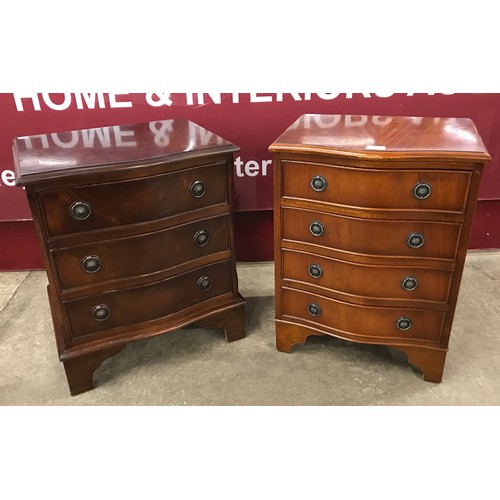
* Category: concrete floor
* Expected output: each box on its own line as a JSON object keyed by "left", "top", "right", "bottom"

{"left": 1, "top": 251, "right": 499, "bottom": 405}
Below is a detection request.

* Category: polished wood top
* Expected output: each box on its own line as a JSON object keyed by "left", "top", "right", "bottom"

{"left": 13, "top": 119, "right": 238, "bottom": 185}
{"left": 269, "top": 114, "right": 491, "bottom": 162}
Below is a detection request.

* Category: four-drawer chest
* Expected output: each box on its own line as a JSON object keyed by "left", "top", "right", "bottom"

{"left": 269, "top": 114, "right": 490, "bottom": 382}
{"left": 13, "top": 119, "right": 246, "bottom": 395}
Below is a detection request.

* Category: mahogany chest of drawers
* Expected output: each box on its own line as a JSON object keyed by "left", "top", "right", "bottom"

{"left": 13, "top": 119, "right": 246, "bottom": 395}
{"left": 270, "top": 114, "right": 490, "bottom": 382}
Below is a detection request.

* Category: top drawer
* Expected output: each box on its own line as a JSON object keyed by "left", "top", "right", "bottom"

{"left": 282, "top": 161, "right": 471, "bottom": 213}
{"left": 37, "top": 163, "right": 228, "bottom": 238}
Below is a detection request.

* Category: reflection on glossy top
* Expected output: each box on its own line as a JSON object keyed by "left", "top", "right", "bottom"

{"left": 270, "top": 114, "right": 491, "bottom": 161}
{"left": 13, "top": 119, "right": 237, "bottom": 184}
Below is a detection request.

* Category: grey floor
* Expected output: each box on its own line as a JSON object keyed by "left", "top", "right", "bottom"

{"left": 1, "top": 251, "right": 499, "bottom": 406}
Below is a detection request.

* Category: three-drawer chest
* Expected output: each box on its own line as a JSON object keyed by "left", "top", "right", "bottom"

{"left": 270, "top": 114, "right": 490, "bottom": 382}
{"left": 13, "top": 119, "right": 246, "bottom": 395}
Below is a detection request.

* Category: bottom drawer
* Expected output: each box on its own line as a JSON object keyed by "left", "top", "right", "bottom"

{"left": 65, "top": 260, "right": 234, "bottom": 339}
{"left": 282, "top": 288, "right": 445, "bottom": 343}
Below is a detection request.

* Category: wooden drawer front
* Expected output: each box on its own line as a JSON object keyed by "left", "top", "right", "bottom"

{"left": 282, "top": 288, "right": 444, "bottom": 343}
{"left": 52, "top": 214, "right": 231, "bottom": 290}
{"left": 283, "top": 208, "right": 461, "bottom": 260}
{"left": 39, "top": 163, "right": 228, "bottom": 237}
{"left": 282, "top": 250, "right": 453, "bottom": 303}
{"left": 64, "top": 260, "right": 234, "bottom": 339}
{"left": 282, "top": 161, "right": 471, "bottom": 212}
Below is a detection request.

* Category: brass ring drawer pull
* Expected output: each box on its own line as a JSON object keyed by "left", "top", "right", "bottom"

{"left": 193, "top": 230, "right": 209, "bottom": 247}
{"left": 189, "top": 180, "right": 206, "bottom": 198}
{"left": 308, "top": 264, "right": 323, "bottom": 278}
{"left": 311, "top": 175, "right": 327, "bottom": 192}
{"left": 413, "top": 182, "right": 431, "bottom": 200}
{"left": 69, "top": 201, "right": 91, "bottom": 220}
{"left": 197, "top": 276, "right": 212, "bottom": 291}
{"left": 309, "top": 221, "right": 325, "bottom": 237}
{"left": 407, "top": 232, "right": 424, "bottom": 249}
{"left": 401, "top": 276, "right": 418, "bottom": 291}
{"left": 308, "top": 303, "right": 322, "bottom": 317}
{"left": 396, "top": 317, "right": 412, "bottom": 331}
{"left": 92, "top": 304, "right": 110, "bottom": 321}
{"left": 82, "top": 255, "right": 101, "bottom": 273}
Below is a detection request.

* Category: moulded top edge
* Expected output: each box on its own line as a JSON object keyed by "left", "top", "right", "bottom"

{"left": 13, "top": 118, "right": 239, "bottom": 184}
{"left": 269, "top": 114, "right": 491, "bottom": 161}
{"left": 268, "top": 143, "right": 491, "bottom": 163}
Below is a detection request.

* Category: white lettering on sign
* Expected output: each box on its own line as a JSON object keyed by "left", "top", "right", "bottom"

{"left": 108, "top": 94, "right": 133, "bottom": 108}
{"left": 346, "top": 93, "right": 372, "bottom": 99}
{"left": 0, "top": 170, "right": 16, "bottom": 187}
{"left": 145, "top": 93, "right": 173, "bottom": 107}
{"left": 184, "top": 93, "right": 257, "bottom": 105}
{"left": 14, "top": 93, "right": 42, "bottom": 111}
{"left": 13, "top": 93, "right": 456, "bottom": 111}
{"left": 234, "top": 157, "right": 272, "bottom": 178}
{"left": 275, "top": 93, "right": 304, "bottom": 102}
{"left": 186, "top": 93, "right": 223, "bottom": 105}
{"left": 42, "top": 93, "right": 72, "bottom": 111}
{"left": 14, "top": 93, "right": 133, "bottom": 111}
{"left": 250, "top": 93, "right": 273, "bottom": 103}
{"left": 75, "top": 93, "right": 106, "bottom": 109}
{"left": 316, "top": 93, "right": 341, "bottom": 100}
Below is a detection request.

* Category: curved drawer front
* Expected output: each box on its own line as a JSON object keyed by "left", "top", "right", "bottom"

{"left": 282, "top": 161, "right": 471, "bottom": 212}
{"left": 283, "top": 207, "right": 461, "bottom": 260}
{"left": 39, "top": 163, "right": 228, "bottom": 237}
{"left": 282, "top": 288, "right": 445, "bottom": 343}
{"left": 282, "top": 250, "right": 453, "bottom": 303}
{"left": 64, "top": 260, "right": 234, "bottom": 339}
{"left": 52, "top": 214, "right": 231, "bottom": 290}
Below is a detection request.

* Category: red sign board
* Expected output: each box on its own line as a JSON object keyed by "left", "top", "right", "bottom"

{"left": 1, "top": 93, "right": 499, "bottom": 268}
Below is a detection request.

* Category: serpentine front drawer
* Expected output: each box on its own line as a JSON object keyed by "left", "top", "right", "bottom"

{"left": 270, "top": 113, "right": 490, "bottom": 383}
